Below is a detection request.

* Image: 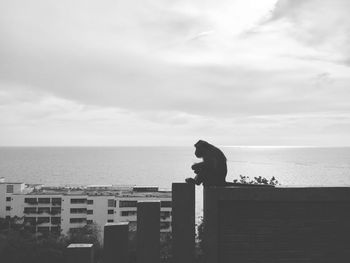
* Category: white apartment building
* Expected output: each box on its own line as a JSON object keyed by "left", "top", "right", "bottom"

{"left": 0, "top": 178, "right": 172, "bottom": 236}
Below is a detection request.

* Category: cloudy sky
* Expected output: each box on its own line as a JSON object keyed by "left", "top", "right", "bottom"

{"left": 1, "top": 0, "right": 350, "bottom": 146}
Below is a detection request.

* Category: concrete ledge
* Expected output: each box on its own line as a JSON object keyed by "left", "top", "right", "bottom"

{"left": 66, "top": 243, "right": 94, "bottom": 263}
{"left": 204, "top": 186, "right": 350, "bottom": 263}
{"left": 205, "top": 186, "right": 350, "bottom": 201}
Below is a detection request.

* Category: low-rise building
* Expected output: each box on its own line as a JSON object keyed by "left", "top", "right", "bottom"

{"left": 0, "top": 178, "right": 172, "bottom": 236}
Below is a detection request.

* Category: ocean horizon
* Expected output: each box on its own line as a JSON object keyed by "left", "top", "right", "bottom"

{"left": 2, "top": 146, "right": 350, "bottom": 218}
{"left": 1, "top": 146, "right": 350, "bottom": 186}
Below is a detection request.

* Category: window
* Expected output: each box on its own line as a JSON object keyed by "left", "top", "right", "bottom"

{"left": 51, "top": 207, "right": 61, "bottom": 215}
{"left": 51, "top": 217, "right": 61, "bottom": 225}
{"left": 119, "top": 200, "right": 137, "bottom": 207}
{"left": 133, "top": 187, "right": 158, "bottom": 192}
{"left": 6, "top": 197, "right": 11, "bottom": 202}
{"left": 70, "top": 208, "right": 87, "bottom": 214}
{"left": 108, "top": 199, "right": 116, "bottom": 207}
{"left": 24, "top": 207, "right": 37, "bottom": 214}
{"left": 52, "top": 198, "right": 62, "bottom": 205}
{"left": 70, "top": 198, "right": 86, "bottom": 204}
{"left": 87, "top": 220, "right": 93, "bottom": 224}
{"left": 37, "top": 207, "right": 50, "bottom": 214}
{"left": 70, "top": 218, "right": 86, "bottom": 223}
{"left": 37, "top": 217, "right": 50, "bottom": 224}
{"left": 6, "top": 185, "right": 14, "bottom": 193}
{"left": 87, "top": 200, "right": 93, "bottom": 205}
{"left": 6, "top": 206, "right": 11, "bottom": 211}
{"left": 107, "top": 219, "right": 114, "bottom": 223}
{"left": 107, "top": 209, "right": 114, "bottom": 214}
{"left": 160, "top": 222, "right": 171, "bottom": 230}
{"left": 87, "top": 210, "right": 93, "bottom": 215}
{"left": 38, "top": 198, "right": 50, "bottom": 204}
{"left": 161, "top": 201, "right": 172, "bottom": 208}
{"left": 24, "top": 198, "right": 37, "bottom": 204}
{"left": 121, "top": 211, "right": 137, "bottom": 217}
{"left": 37, "top": 226, "right": 50, "bottom": 233}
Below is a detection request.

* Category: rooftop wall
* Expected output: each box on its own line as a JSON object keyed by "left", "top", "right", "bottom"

{"left": 204, "top": 186, "right": 350, "bottom": 263}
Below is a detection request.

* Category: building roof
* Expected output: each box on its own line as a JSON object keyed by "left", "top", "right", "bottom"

{"left": 8, "top": 182, "right": 171, "bottom": 197}
{"left": 0, "top": 182, "right": 24, "bottom": 184}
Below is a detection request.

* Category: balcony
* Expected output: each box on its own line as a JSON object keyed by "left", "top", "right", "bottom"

{"left": 37, "top": 217, "right": 50, "bottom": 225}
{"left": 38, "top": 198, "right": 50, "bottom": 204}
{"left": 70, "top": 198, "right": 87, "bottom": 204}
{"left": 50, "top": 208, "right": 61, "bottom": 215}
{"left": 24, "top": 198, "right": 38, "bottom": 205}
{"left": 69, "top": 218, "right": 87, "bottom": 224}
{"left": 51, "top": 217, "right": 61, "bottom": 225}
{"left": 24, "top": 217, "right": 37, "bottom": 226}
{"left": 24, "top": 208, "right": 37, "bottom": 214}
{"left": 120, "top": 211, "right": 137, "bottom": 217}
{"left": 37, "top": 207, "right": 51, "bottom": 215}
{"left": 52, "top": 198, "right": 62, "bottom": 206}
{"left": 70, "top": 208, "right": 87, "bottom": 214}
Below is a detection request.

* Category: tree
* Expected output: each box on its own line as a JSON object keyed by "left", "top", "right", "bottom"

{"left": 0, "top": 217, "right": 66, "bottom": 263}
{"left": 66, "top": 223, "right": 101, "bottom": 247}
{"left": 0, "top": 216, "right": 24, "bottom": 231}
{"left": 0, "top": 218, "right": 102, "bottom": 263}
{"left": 233, "top": 175, "right": 279, "bottom": 186}
{"left": 66, "top": 223, "right": 102, "bottom": 262}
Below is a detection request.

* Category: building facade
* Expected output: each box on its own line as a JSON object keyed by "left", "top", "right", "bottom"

{"left": 0, "top": 178, "right": 172, "bottom": 236}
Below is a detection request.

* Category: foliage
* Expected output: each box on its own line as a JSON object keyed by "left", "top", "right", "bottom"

{"left": 67, "top": 223, "right": 101, "bottom": 248}
{"left": 233, "top": 175, "right": 279, "bottom": 186}
{"left": 0, "top": 219, "right": 66, "bottom": 263}
{"left": 67, "top": 223, "right": 102, "bottom": 262}
{"left": 1, "top": 217, "right": 172, "bottom": 263}
{"left": 160, "top": 232, "right": 172, "bottom": 263}
{"left": 0, "top": 217, "right": 102, "bottom": 263}
{"left": 195, "top": 216, "right": 205, "bottom": 262}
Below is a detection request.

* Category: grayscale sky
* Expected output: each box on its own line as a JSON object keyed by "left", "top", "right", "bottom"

{"left": 1, "top": 0, "right": 350, "bottom": 146}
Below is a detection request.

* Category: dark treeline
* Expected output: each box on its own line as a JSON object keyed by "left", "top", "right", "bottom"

{"left": 0, "top": 217, "right": 179, "bottom": 263}
{"left": 0, "top": 218, "right": 101, "bottom": 263}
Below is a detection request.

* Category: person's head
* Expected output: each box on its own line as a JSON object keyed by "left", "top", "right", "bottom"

{"left": 194, "top": 140, "right": 210, "bottom": 158}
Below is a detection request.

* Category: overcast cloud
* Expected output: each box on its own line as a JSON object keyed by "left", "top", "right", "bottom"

{"left": 1, "top": 0, "right": 350, "bottom": 146}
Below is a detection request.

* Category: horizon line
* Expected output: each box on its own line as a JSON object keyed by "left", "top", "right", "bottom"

{"left": 0, "top": 145, "right": 350, "bottom": 148}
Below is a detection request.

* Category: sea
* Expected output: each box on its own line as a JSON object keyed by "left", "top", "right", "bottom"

{"left": 1, "top": 146, "right": 350, "bottom": 219}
